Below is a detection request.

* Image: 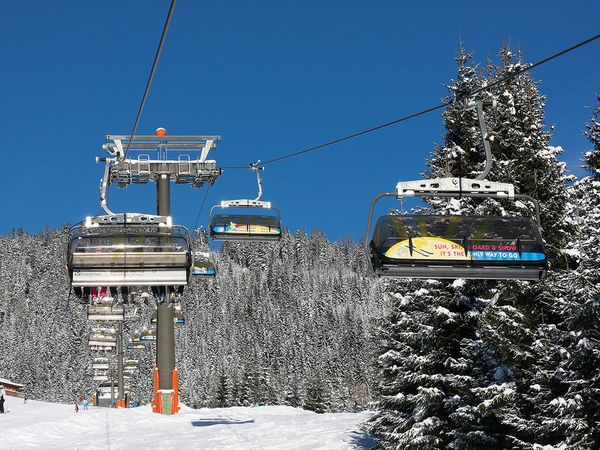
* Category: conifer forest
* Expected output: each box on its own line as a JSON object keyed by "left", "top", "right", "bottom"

{"left": 2, "top": 43, "right": 600, "bottom": 449}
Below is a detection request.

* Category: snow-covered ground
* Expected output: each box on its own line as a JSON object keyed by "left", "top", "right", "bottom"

{"left": 2, "top": 398, "right": 376, "bottom": 449}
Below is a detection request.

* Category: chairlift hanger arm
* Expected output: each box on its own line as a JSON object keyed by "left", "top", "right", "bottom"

{"left": 465, "top": 100, "right": 494, "bottom": 180}
{"left": 250, "top": 161, "right": 264, "bottom": 202}
{"left": 97, "top": 157, "right": 116, "bottom": 215}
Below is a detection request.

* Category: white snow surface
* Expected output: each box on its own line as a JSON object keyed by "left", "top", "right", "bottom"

{"left": 3, "top": 399, "right": 376, "bottom": 449}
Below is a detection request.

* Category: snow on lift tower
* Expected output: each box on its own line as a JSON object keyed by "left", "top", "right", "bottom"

{"left": 365, "top": 100, "right": 548, "bottom": 281}
{"left": 67, "top": 132, "right": 222, "bottom": 296}
{"left": 209, "top": 162, "right": 282, "bottom": 242}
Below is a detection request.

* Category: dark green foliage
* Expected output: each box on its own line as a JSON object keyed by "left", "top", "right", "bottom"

{"left": 304, "top": 376, "right": 329, "bottom": 414}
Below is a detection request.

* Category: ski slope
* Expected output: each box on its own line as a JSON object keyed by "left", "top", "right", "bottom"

{"left": 3, "top": 399, "right": 376, "bottom": 449}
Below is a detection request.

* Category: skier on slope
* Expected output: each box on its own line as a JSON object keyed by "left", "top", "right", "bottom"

{"left": 0, "top": 385, "right": 5, "bottom": 413}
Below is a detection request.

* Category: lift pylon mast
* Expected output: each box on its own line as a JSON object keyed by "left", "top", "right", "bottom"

{"left": 94, "top": 130, "right": 222, "bottom": 415}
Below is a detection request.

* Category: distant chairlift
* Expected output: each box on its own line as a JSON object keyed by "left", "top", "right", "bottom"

{"left": 92, "top": 357, "right": 110, "bottom": 370}
{"left": 87, "top": 300, "right": 124, "bottom": 321}
{"left": 209, "top": 164, "right": 282, "bottom": 242}
{"left": 127, "top": 339, "right": 146, "bottom": 350}
{"left": 365, "top": 101, "right": 548, "bottom": 281}
{"left": 93, "top": 371, "right": 110, "bottom": 382}
{"left": 88, "top": 327, "right": 117, "bottom": 351}
{"left": 192, "top": 251, "right": 217, "bottom": 278}
{"left": 68, "top": 214, "right": 193, "bottom": 293}
{"left": 139, "top": 327, "right": 156, "bottom": 342}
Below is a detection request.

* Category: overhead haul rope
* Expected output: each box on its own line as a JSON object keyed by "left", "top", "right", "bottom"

{"left": 122, "top": 0, "right": 177, "bottom": 161}
{"left": 193, "top": 184, "right": 212, "bottom": 230}
{"left": 221, "top": 32, "right": 600, "bottom": 169}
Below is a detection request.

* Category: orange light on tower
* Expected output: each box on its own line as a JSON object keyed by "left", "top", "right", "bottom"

{"left": 155, "top": 127, "right": 167, "bottom": 137}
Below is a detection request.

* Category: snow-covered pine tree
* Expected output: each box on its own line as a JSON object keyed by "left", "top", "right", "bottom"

{"left": 368, "top": 48, "right": 507, "bottom": 448}
{"left": 304, "top": 375, "right": 329, "bottom": 414}
{"left": 533, "top": 93, "right": 600, "bottom": 448}
{"left": 470, "top": 47, "right": 576, "bottom": 447}
{"left": 368, "top": 44, "right": 574, "bottom": 448}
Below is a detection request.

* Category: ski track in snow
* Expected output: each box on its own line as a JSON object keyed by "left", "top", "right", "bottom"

{"left": 3, "top": 399, "right": 376, "bottom": 449}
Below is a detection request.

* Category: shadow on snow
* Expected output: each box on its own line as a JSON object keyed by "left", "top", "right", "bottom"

{"left": 190, "top": 418, "right": 255, "bottom": 427}
{"left": 347, "top": 430, "right": 378, "bottom": 449}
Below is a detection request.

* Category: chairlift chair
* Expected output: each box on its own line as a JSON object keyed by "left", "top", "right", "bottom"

{"left": 67, "top": 214, "right": 193, "bottom": 289}
{"left": 127, "top": 339, "right": 146, "bottom": 350}
{"left": 94, "top": 369, "right": 110, "bottom": 377}
{"left": 209, "top": 164, "right": 282, "bottom": 242}
{"left": 365, "top": 101, "right": 548, "bottom": 281}
{"left": 89, "top": 333, "right": 117, "bottom": 349}
{"left": 139, "top": 327, "right": 156, "bottom": 341}
{"left": 87, "top": 303, "right": 124, "bottom": 321}
{"left": 192, "top": 251, "right": 217, "bottom": 277}
{"left": 92, "top": 361, "right": 110, "bottom": 370}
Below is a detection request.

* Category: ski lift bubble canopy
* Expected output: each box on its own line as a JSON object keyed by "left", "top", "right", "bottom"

{"left": 192, "top": 251, "right": 216, "bottom": 277}
{"left": 68, "top": 213, "right": 193, "bottom": 288}
{"left": 209, "top": 164, "right": 282, "bottom": 242}
{"left": 365, "top": 100, "right": 548, "bottom": 281}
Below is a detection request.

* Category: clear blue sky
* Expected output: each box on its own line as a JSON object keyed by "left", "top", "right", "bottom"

{"left": 1, "top": 1, "right": 599, "bottom": 241}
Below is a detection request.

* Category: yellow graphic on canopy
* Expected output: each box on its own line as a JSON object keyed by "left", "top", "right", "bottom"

{"left": 224, "top": 222, "right": 280, "bottom": 235}
{"left": 385, "top": 237, "right": 472, "bottom": 260}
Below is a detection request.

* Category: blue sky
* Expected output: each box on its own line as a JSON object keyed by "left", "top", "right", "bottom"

{"left": 1, "top": 0, "right": 599, "bottom": 241}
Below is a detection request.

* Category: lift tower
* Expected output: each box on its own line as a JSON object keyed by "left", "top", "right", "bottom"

{"left": 98, "top": 131, "right": 221, "bottom": 413}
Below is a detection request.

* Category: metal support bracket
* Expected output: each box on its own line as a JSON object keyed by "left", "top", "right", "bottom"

{"left": 396, "top": 177, "right": 515, "bottom": 198}
{"left": 220, "top": 199, "right": 272, "bottom": 209}
{"left": 465, "top": 100, "right": 494, "bottom": 180}
{"left": 84, "top": 213, "right": 172, "bottom": 228}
